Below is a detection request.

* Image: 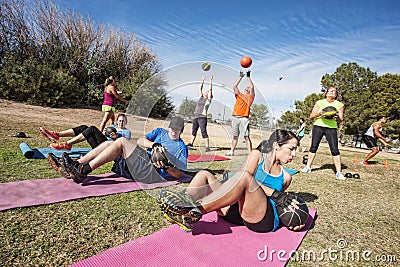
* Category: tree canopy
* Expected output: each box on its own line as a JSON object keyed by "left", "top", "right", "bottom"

{"left": 0, "top": 0, "right": 173, "bottom": 117}
{"left": 279, "top": 63, "right": 399, "bottom": 138}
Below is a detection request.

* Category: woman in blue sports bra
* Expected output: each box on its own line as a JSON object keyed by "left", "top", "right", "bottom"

{"left": 164, "top": 129, "right": 305, "bottom": 233}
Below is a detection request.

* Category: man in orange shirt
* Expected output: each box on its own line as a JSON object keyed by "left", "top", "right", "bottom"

{"left": 226, "top": 70, "right": 255, "bottom": 156}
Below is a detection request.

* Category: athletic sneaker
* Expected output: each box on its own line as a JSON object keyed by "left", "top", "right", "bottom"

{"left": 360, "top": 161, "right": 371, "bottom": 166}
{"left": 336, "top": 172, "right": 346, "bottom": 180}
{"left": 225, "top": 151, "right": 234, "bottom": 156}
{"left": 39, "top": 127, "right": 59, "bottom": 143}
{"left": 300, "top": 166, "right": 311, "bottom": 173}
{"left": 50, "top": 142, "right": 72, "bottom": 151}
{"left": 158, "top": 190, "right": 202, "bottom": 232}
{"left": 62, "top": 153, "right": 87, "bottom": 183}
{"left": 47, "top": 153, "right": 70, "bottom": 179}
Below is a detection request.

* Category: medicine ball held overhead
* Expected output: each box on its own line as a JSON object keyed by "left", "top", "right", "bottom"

{"left": 240, "top": 55, "right": 252, "bottom": 68}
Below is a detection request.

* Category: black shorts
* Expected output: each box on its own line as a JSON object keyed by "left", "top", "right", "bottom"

{"left": 221, "top": 198, "right": 275, "bottom": 233}
{"left": 124, "top": 146, "right": 165, "bottom": 183}
{"left": 362, "top": 135, "right": 377, "bottom": 148}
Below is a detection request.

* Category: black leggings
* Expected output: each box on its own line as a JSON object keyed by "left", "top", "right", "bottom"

{"left": 192, "top": 117, "right": 208, "bottom": 138}
{"left": 72, "top": 125, "right": 107, "bottom": 149}
{"left": 221, "top": 199, "right": 275, "bottom": 233}
{"left": 310, "top": 125, "right": 340, "bottom": 156}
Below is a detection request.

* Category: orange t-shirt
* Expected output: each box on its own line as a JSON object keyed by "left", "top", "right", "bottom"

{"left": 232, "top": 92, "right": 254, "bottom": 117}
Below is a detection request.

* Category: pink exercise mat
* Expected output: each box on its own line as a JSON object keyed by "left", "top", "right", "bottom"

{"left": 71, "top": 209, "right": 316, "bottom": 267}
{"left": 0, "top": 173, "right": 179, "bottom": 211}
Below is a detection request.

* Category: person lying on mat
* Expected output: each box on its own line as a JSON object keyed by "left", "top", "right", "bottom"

{"left": 158, "top": 129, "right": 306, "bottom": 232}
{"left": 39, "top": 114, "right": 131, "bottom": 150}
{"left": 48, "top": 116, "right": 188, "bottom": 184}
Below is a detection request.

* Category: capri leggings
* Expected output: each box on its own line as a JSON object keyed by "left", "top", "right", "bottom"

{"left": 72, "top": 125, "right": 107, "bottom": 148}
{"left": 192, "top": 117, "right": 208, "bottom": 138}
{"left": 310, "top": 125, "right": 340, "bottom": 156}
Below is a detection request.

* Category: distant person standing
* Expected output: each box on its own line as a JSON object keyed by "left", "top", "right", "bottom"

{"left": 361, "top": 116, "right": 391, "bottom": 165}
{"left": 99, "top": 76, "right": 129, "bottom": 132}
{"left": 296, "top": 118, "right": 306, "bottom": 152}
{"left": 187, "top": 75, "right": 213, "bottom": 152}
{"left": 226, "top": 70, "right": 255, "bottom": 156}
{"left": 301, "top": 86, "right": 345, "bottom": 180}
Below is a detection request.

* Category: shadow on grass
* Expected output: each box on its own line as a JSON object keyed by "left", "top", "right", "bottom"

{"left": 312, "top": 163, "right": 352, "bottom": 172}
{"left": 288, "top": 191, "right": 318, "bottom": 203}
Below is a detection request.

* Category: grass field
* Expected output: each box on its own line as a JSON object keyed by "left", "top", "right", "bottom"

{"left": 1, "top": 100, "right": 399, "bottom": 266}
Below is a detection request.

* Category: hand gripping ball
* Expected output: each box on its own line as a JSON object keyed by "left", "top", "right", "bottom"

{"left": 105, "top": 126, "right": 117, "bottom": 138}
{"left": 321, "top": 106, "right": 338, "bottom": 119}
{"left": 240, "top": 55, "right": 252, "bottom": 68}
{"left": 151, "top": 149, "right": 170, "bottom": 167}
{"left": 277, "top": 195, "right": 309, "bottom": 230}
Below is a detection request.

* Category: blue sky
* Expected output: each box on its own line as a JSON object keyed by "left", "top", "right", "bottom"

{"left": 57, "top": 0, "right": 400, "bottom": 118}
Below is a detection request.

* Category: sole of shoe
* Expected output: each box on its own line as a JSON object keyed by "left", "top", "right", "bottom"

{"left": 163, "top": 213, "right": 193, "bottom": 232}
{"left": 50, "top": 143, "right": 72, "bottom": 151}
{"left": 61, "top": 155, "right": 86, "bottom": 183}
{"left": 39, "top": 128, "right": 58, "bottom": 143}
{"left": 48, "top": 153, "right": 71, "bottom": 178}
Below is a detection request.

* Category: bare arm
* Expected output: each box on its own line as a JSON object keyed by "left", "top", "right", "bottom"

{"left": 297, "top": 123, "right": 306, "bottom": 134}
{"left": 281, "top": 170, "right": 292, "bottom": 192}
{"left": 373, "top": 123, "right": 391, "bottom": 146}
{"left": 208, "top": 75, "right": 213, "bottom": 100}
{"left": 198, "top": 76, "right": 205, "bottom": 97}
{"left": 336, "top": 106, "right": 344, "bottom": 123}
{"left": 309, "top": 103, "right": 322, "bottom": 119}
{"left": 110, "top": 86, "right": 129, "bottom": 105}
{"left": 247, "top": 76, "right": 255, "bottom": 97}
{"left": 233, "top": 71, "right": 244, "bottom": 95}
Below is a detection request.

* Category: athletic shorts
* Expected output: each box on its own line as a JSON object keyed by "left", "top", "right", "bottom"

{"left": 221, "top": 198, "right": 275, "bottom": 233}
{"left": 231, "top": 116, "right": 250, "bottom": 137}
{"left": 102, "top": 105, "right": 116, "bottom": 112}
{"left": 124, "top": 146, "right": 165, "bottom": 183}
{"left": 362, "top": 134, "right": 377, "bottom": 148}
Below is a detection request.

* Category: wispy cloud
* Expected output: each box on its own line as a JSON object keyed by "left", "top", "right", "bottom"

{"left": 57, "top": 0, "right": 400, "bottom": 114}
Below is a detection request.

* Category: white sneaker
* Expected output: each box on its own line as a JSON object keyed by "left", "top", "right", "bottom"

{"left": 301, "top": 166, "right": 311, "bottom": 173}
{"left": 226, "top": 151, "right": 234, "bottom": 156}
{"left": 336, "top": 172, "right": 346, "bottom": 180}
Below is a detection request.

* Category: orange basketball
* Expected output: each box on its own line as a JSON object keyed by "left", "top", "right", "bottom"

{"left": 240, "top": 55, "right": 252, "bottom": 68}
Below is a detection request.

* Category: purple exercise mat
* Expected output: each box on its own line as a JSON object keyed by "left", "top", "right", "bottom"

{"left": 71, "top": 209, "right": 316, "bottom": 267}
{"left": 0, "top": 173, "right": 179, "bottom": 211}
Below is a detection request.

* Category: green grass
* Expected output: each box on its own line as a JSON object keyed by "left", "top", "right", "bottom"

{"left": 1, "top": 110, "right": 399, "bottom": 266}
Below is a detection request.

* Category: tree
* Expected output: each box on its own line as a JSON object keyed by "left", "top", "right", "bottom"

{"left": 177, "top": 98, "right": 197, "bottom": 119}
{"left": 368, "top": 73, "right": 400, "bottom": 138}
{"left": 321, "top": 62, "right": 378, "bottom": 134}
{"left": 0, "top": 0, "right": 165, "bottom": 112}
{"left": 250, "top": 103, "right": 270, "bottom": 127}
{"left": 278, "top": 93, "right": 321, "bottom": 131}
